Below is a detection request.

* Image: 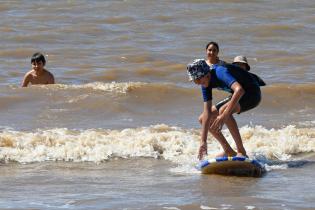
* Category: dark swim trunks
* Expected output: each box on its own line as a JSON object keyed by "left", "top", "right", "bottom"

{"left": 215, "top": 95, "right": 232, "bottom": 112}
{"left": 215, "top": 88, "right": 261, "bottom": 114}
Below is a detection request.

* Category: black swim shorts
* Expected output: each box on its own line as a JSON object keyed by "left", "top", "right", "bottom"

{"left": 215, "top": 88, "right": 261, "bottom": 114}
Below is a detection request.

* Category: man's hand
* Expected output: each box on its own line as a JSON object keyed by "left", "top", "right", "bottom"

{"left": 198, "top": 143, "right": 207, "bottom": 160}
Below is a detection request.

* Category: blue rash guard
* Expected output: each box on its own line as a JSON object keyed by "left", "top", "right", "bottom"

{"left": 201, "top": 64, "right": 261, "bottom": 113}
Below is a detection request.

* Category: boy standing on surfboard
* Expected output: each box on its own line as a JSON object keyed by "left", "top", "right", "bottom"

{"left": 187, "top": 59, "right": 262, "bottom": 160}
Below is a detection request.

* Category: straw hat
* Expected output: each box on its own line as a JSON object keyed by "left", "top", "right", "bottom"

{"left": 233, "top": 55, "right": 251, "bottom": 71}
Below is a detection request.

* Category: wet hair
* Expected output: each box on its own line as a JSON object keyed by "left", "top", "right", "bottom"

{"left": 31, "top": 52, "right": 46, "bottom": 66}
{"left": 205, "top": 41, "right": 219, "bottom": 52}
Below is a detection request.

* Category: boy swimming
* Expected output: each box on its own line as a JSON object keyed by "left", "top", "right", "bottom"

{"left": 21, "top": 52, "right": 55, "bottom": 87}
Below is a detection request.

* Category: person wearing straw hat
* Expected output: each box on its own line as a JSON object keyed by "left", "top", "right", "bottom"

{"left": 232, "top": 55, "right": 251, "bottom": 71}
{"left": 187, "top": 59, "right": 262, "bottom": 160}
{"left": 233, "top": 55, "right": 266, "bottom": 86}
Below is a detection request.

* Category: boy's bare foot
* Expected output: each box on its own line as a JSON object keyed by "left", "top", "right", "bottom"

{"left": 215, "top": 151, "right": 225, "bottom": 158}
{"left": 215, "top": 151, "right": 237, "bottom": 158}
{"left": 236, "top": 152, "right": 249, "bottom": 158}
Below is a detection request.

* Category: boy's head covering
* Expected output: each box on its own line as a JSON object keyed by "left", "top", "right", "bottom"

{"left": 233, "top": 55, "right": 251, "bottom": 71}
{"left": 187, "top": 59, "right": 211, "bottom": 81}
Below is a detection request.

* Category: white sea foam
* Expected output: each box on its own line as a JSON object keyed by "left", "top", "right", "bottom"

{"left": 53, "top": 81, "right": 147, "bottom": 93}
{"left": 0, "top": 125, "right": 314, "bottom": 167}
{"left": 200, "top": 205, "right": 218, "bottom": 209}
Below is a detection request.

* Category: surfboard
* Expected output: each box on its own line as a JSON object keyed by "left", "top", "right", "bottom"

{"left": 197, "top": 156, "right": 266, "bottom": 177}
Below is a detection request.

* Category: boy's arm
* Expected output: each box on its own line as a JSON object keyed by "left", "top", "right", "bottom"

{"left": 49, "top": 72, "right": 55, "bottom": 84}
{"left": 198, "top": 100, "right": 212, "bottom": 160}
{"left": 21, "top": 73, "right": 30, "bottom": 87}
{"left": 45, "top": 70, "right": 55, "bottom": 84}
{"left": 222, "top": 81, "right": 244, "bottom": 116}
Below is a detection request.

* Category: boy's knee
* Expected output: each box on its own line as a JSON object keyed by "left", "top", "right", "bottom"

{"left": 198, "top": 108, "right": 219, "bottom": 125}
{"left": 198, "top": 114, "right": 203, "bottom": 124}
{"left": 208, "top": 127, "right": 218, "bottom": 134}
{"left": 218, "top": 106, "right": 226, "bottom": 115}
{"left": 211, "top": 105, "right": 218, "bottom": 113}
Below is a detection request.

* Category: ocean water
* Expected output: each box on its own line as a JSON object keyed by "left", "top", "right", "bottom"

{"left": 0, "top": 0, "right": 315, "bottom": 209}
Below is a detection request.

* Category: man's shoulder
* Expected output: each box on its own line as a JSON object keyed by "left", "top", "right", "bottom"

{"left": 224, "top": 64, "right": 252, "bottom": 77}
{"left": 225, "top": 63, "right": 243, "bottom": 71}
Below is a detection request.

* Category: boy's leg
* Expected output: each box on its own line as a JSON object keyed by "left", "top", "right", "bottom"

{"left": 211, "top": 90, "right": 261, "bottom": 157}
{"left": 218, "top": 103, "right": 247, "bottom": 157}
{"left": 224, "top": 115, "right": 247, "bottom": 157}
{"left": 208, "top": 129, "right": 237, "bottom": 157}
{"left": 199, "top": 106, "right": 237, "bottom": 157}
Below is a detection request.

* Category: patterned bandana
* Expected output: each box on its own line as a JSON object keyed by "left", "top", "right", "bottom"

{"left": 187, "top": 59, "right": 211, "bottom": 81}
